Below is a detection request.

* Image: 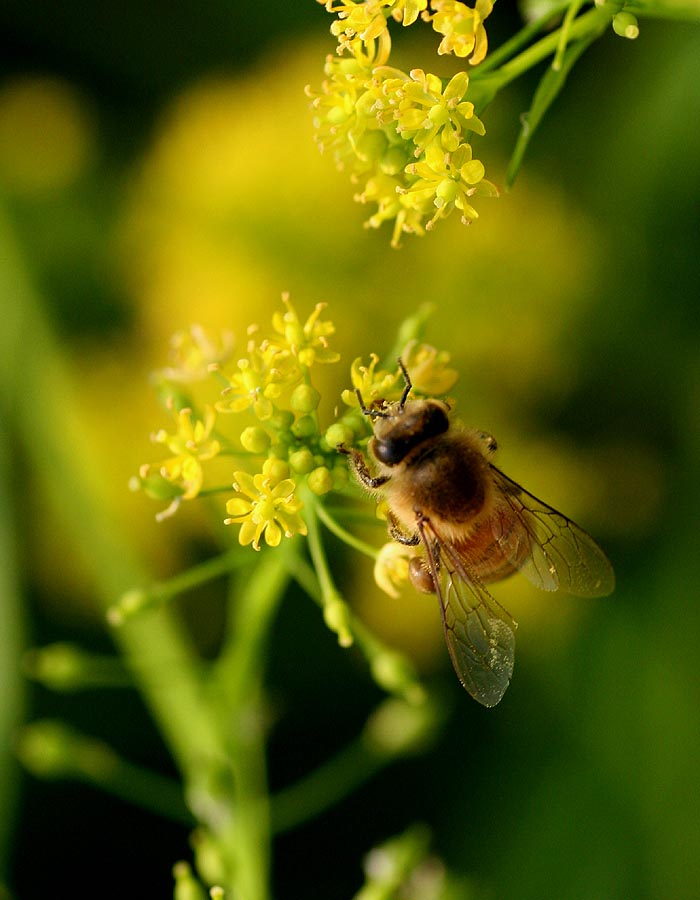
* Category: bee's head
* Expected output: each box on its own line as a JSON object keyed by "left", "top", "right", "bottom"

{"left": 356, "top": 359, "right": 450, "bottom": 466}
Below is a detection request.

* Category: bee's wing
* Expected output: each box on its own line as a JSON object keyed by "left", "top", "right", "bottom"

{"left": 489, "top": 466, "right": 615, "bottom": 597}
{"left": 417, "top": 516, "right": 516, "bottom": 707}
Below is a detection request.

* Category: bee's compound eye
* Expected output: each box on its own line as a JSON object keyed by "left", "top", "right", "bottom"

{"left": 409, "top": 557, "right": 436, "bottom": 594}
{"left": 373, "top": 439, "right": 402, "bottom": 466}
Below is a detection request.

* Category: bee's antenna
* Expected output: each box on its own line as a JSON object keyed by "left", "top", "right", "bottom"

{"left": 397, "top": 357, "right": 412, "bottom": 409}
{"left": 355, "top": 388, "right": 390, "bottom": 418}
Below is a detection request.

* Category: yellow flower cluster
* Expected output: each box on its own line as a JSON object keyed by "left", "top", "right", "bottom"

{"left": 310, "top": 0, "right": 497, "bottom": 246}
{"left": 137, "top": 295, "right": 460, "bottom": 576}
{"left": 136, "top": 296, "right": 345, "bottom": 547}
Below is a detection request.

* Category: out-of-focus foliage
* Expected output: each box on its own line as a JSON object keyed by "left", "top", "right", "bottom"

{"left": 1, "top": 2, "right": 699, "bottom": 898}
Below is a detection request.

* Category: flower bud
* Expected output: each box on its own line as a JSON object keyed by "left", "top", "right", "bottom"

{"left": 240, "top": 426, "right": 270, "bottom": 454}
{"left": 323, "top": 595, "right": 353, "bottom": 646}
{"left": 289, "top": 448, "right": 315, "bottom": 474}
{"left": 261, "top": 458, "right": 289, "bottom": 483}
{"left": 269, "top": 409, "right": 294, "bottom": 432}
{"left": 363, "top": 697, "right": 436, "bottom": 757}
{"left": 370, "top": 651, "right": 425, "bottom": 704}
{"left": 173, "top": 861, "right": 208, "bottom": 900}
{"left": 612, "top": 11, "right": 639, "bottom": 39}
{"left": 291, "top": 415, "right": 317, "bottom": 438}
{"left": 307, "top": 466, "right": 333, "bottom": 496}
{"left": 324, "top": 422, "right": 355, "bottom": 449}
{"left": 290, "top": 383, "right": 321, "bottom": 413}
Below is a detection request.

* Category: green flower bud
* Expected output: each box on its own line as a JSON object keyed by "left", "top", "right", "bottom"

{"left": 323, "top": 595, "right": 353, "bottom": 646}
{"left": 173, "top": 861, "right": 208, "bottom": 900}
{"left": 325, "top": 422, "right": 355, "bottom": 449}
{"left": 612, "top": 11, "right": 639, "bottom": 39}
{"left": 290, "top": 383, "right": 321, "bottom": 413}
{"left": 240, "top": 426, "right": 270, "bottom": 454}
{"left": 191, "top": 828, "right": 227, "bottom": 887}
{"left": 332, "top": 462, "right": 349, "bottom": 488}
{"left": 370, "top": 651, "right": 425, "bottom": 704}
{"left": 262, "top": 458, "right": 290, "bottom": 482}
{"left": 307, "top": 466, "right": 333, "bottom": 496}
{"left": 363, "top": 697, "right": 435, "bottom": 757}
{"left": 269, "top": 409, "right": 295, "bottom": 432}
{"left": 139, "top": 473, "right": 184, "bottom": 501}
{"left": 289, "top": 448, "right": 315, "bottom": 474}
{"left": 292, "top": 415, "right": 317, "bottom": 438}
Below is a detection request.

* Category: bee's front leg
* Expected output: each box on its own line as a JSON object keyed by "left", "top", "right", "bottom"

{"left": 337, "top": 445, "right": 389, "bottom": 491}
{"left": 387, "top": 511, "right": 419, "bottom": 546}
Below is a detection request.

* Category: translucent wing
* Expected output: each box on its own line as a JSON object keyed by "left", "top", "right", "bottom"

{"left": 416, "top": 515, "right": 517, "bottom": 707}
{"left": 489, "top": 466, "right": 615, "bottom": 597}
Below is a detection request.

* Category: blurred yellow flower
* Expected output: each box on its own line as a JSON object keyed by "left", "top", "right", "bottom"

{"left": 401, "top": 341, "right": 458, "bottom": 395}
{"left": 341, "top": 353, "right": 401, "bottom": 407}
{"left": 269, "top": 295, "right": 340, "bottom": 366}
{"left": 139, "top": 405, "right": 221, "bottom": 516}
{"left": 374, "top": 541, "right": 412, "bottom": 598}
{"left": 160, "top": 325, "right": 234, "bottom": 383}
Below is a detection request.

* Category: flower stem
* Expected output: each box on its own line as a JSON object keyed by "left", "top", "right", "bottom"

{"left": 302, "top": 491, "right": 354, "bottom": 646}
{"left": 473, "top": 2, "right": 571, "bottom": 76}
{"left": 0, "top": 198, "right": 227, "bottom": 807}
{"left": 270, "top": 733, "right": 387, "bottom": 834}
{"left": 314, "top": 501, "right": 379, "bottom": 560}
{"left": 209, "top": 546, "right": 292, "bottom": 900}
{"left": 478, "top": 4, "right": 616, "bottom": 91}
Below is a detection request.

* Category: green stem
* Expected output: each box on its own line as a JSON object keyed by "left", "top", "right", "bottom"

{"left": 210, "top": 546, "right": 292, "bottom": 900}
{"left": 0, "top": 416, "right": 25, "bottom": 880}
{"left": 478, "top": 4, "right": 616, "bottom": 91}
{"left": 303, "top": 494, "right": 342, "bottom": 605}
{"left": 553, "top": 0, "right": 586, "bottom": 72}
{"left": 286, "top": 553, "right": 424, "bottom": 702}
{"left": 112, "top": 547, "right": 252, "bottom": 620}
{"left": 0, "top": 198, "right": 227, "bottom": 798}
{"left": 302, "top": 492, "right": 354, "bottom": 647}
{"left": 474, "top": 2, "right": 571, "bottom": 76}
{"left": 314, "top": 501, "right": 379, "bottom": 560}
{"left": 270, "top": 735, "right": 387, "bottom": 834}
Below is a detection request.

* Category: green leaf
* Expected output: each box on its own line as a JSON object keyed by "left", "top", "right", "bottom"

{"left": 505, "top": 31, "right": 599, "bottom": 189}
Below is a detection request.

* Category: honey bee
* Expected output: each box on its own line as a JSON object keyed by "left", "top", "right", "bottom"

{"left": 342, "top": 360, "right": 615, "bottom": 707}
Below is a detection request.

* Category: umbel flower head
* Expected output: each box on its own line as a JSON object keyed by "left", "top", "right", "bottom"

{"left": 135, "top": 295, "right": 349, "bottom": 542}
{"left": 132, "top": 296, "right": 461, "bottom": 680}
{"left": 136, "top": 296, "right": 458, "bottom": 570}
{"left": 310, "top": 0, "right": 498, "bottom": 246}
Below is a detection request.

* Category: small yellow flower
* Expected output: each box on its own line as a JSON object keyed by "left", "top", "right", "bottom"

{"left": 389, "top": 0, "right": 428, "bottom": 27}
{"left": 216, "top": 346, "right": 291, "bottom": 421}
{"left": 427, "top": 0, "right": 493, "bottom": 65}
{"left": 374, "top": 542, "right": 412, "bottom": 598}
{"left": 269, "top": 294, "right": 340, "bottom": 367}
{"left": 401, "top": 341, "right": 458, "bottom": 395}
{"left": 225, "top": 461, "right": 307, "bottom": 551}
{"left": 160, "top": 325, "right": 234, "bottom": 383}
{"left": 403, "top": 139, "right": 498, "bottom": 229}
{"left": 341, "top": 354, "right": 401, "bottom": 407}
{"left": 392, "top": 68, "right": 485, "bottom": 157}
{"left": 324, "top": 0, "right": 392, "bottom": 43}
{"left": 141, "top": 405, "right": 221, "bottom": 502}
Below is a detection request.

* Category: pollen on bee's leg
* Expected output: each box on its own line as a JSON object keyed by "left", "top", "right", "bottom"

{"left": 408, "top": 556, "right": 436, "bottom": 594}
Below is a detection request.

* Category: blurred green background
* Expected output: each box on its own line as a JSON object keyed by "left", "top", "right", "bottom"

{"left": 1, "top": 2, "right": 699, "bottom": 898}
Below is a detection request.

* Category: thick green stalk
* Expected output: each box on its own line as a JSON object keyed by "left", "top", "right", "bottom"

{"left": 0, "top": 415, "right": 25, "bottom": 884}
{"left": 0, "top": 198, "right": 225, "bottom": 787}
{"left": 211, "top": 547, "right": 293, "bottom": 900}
